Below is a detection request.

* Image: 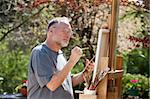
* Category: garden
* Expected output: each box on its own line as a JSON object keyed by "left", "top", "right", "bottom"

{"left": 0, "top": 0, "right": 149, "bottom": 99}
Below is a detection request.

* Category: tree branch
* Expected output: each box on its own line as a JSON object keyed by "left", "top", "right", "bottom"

{"left": 0, "top": 6, "right": 45, "bottom": 41}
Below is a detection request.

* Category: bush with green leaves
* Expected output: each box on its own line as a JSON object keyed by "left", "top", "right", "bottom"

{"left": 0, "top": 42, "right": 29, "bottom": 93}
{"left": 126, "top": 48, "right": 149, "bottom": 77}
{"left": 122, "top": 73, "right": 149, "bottom": 98}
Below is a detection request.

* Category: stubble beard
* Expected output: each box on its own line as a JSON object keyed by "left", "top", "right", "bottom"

{"left": 53, "top": 36, "right": 69, "bottom": 48}
{"left": 55, "top": 40, "right": 69, "bottom": 48}
{"left": 61, "top": 41, "right": 69, "bottom": 47}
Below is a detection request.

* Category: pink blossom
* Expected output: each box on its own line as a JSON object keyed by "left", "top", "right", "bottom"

{"left": 130, "top": 79, "right": 138, "bottom": 83}
{"left": 22, "top": 80, "right": 28, "bottom": 83}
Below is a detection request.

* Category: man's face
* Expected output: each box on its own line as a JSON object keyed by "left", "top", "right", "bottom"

{"left": 51, "top": 22, "right": 72, "bottom": 47}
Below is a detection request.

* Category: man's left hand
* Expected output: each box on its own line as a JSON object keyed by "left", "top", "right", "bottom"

{"left": 83, "top": 59, "right": 94, "bottom": 77}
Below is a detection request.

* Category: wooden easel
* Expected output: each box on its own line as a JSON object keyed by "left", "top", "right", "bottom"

{"left": 79, "top": 0, "right": 123, "bottom": 99}
{"left": 97, "top": 0, "right": 124, "bottom": 99}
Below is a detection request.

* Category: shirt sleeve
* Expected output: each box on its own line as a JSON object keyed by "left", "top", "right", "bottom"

{"left": 32, "top": 49, "right": 54, "bottom": 88}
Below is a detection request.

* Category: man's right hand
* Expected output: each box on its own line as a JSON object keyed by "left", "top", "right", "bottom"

{"left": 69, "top": 46, "right": 82, "bottom": 64}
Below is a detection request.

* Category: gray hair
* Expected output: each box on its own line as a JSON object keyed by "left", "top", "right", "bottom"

{"left": 47, "top": 17, "right": 71, "bottom": 30}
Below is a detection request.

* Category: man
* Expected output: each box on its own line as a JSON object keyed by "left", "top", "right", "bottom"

{"left": 27, "top": 17, "right": 94, "bottom": 99}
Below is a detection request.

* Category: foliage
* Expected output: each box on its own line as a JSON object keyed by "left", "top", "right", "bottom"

{"left": 126, "top": 48, "right": 149, "bottom": 76}
{"left": 122, "top": 47, "right": 149, "bottom": 77}
{"left": 71, "top": 60, "right": 85, "bottom": 74}
{"left": 117, "top": 5, "right": 150, "bottom": 53}
{"left": 122, "top": 73, "right": 149, "bottom": 98}
{"left": 0, "top": 41, "right": 30, "bottom": 93}
{"left": 118, "top": 4, "right": 149, "bottom": 77}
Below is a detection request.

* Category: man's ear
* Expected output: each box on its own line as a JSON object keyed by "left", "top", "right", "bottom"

{"left": 47, "top": 30, "right": 53, "bottom": 36}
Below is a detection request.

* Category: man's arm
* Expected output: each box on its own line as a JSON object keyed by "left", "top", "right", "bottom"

{"left": 46, "top": 46, "right": 82, "bottom": 91}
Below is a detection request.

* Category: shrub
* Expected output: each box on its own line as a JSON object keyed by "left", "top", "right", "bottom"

{"left": 0, "top": 48, "right": 29, "bottom": 94}
{"left": 122, "top": 73, "right": 149, "bottom": 98}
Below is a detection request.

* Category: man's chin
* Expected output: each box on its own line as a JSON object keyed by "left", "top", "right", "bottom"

{"left": 61, "top": 43, "right": 69, "bottom": 47}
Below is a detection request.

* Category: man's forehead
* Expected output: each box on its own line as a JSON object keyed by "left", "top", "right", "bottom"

{"left": 57, "top": 22, "right": 71, "bottom": 28}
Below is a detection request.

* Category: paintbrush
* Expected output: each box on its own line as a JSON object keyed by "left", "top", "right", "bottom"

{"left": 82, "top": 47, "right": 89, "bottom": 51}
{"left": 88, "top": 67, "right": 110, "bottom": 90}
{"left": 83, "top": 55, "right": 96, "bottom": 88}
